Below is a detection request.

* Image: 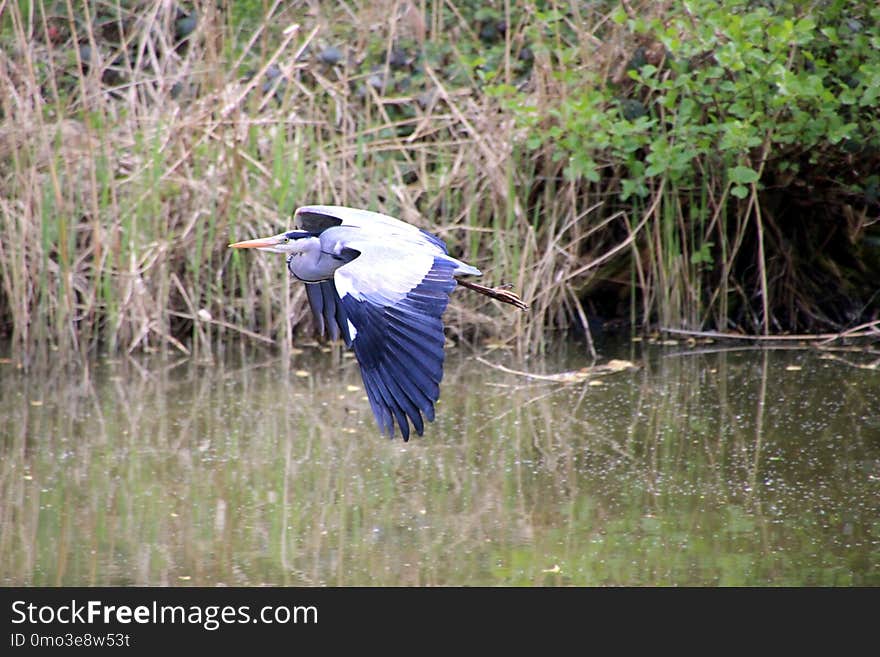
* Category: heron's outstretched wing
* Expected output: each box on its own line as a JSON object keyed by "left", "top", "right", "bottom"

{"left": 333, "top": 246, "right": 458, "bottom": 440}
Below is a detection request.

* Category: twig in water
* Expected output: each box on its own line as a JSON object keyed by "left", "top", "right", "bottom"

{"left": 475, "top": 356, "right": 637, "bottom": 383}
{"left": 660, "top": 326, "right": 879, "bottom": 343}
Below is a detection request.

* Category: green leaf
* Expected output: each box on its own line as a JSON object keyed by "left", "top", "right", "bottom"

{"left": 690, "top": 242, "right": 715, "bottom": 265}
{"left": 729, "top": 165, "right": 759, "bottom": 185}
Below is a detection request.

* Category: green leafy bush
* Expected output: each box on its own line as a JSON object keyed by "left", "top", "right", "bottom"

{"left": 499, "top": 0, "right": 880, "bottom": 331}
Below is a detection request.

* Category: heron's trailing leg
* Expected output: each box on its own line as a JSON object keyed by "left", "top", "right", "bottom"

{"left": 456, "top": 279, "right": 528, "bottom": 310}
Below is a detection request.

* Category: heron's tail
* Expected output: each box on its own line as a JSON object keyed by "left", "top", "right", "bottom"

{"left": 456, "top": 278, "right": 528, "bottom": 310}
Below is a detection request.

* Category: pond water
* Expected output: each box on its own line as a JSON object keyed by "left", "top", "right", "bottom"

{"left": 1, "top": 339, "right": 878, "bottom": 586}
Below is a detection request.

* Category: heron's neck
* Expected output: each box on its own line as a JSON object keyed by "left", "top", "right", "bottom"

{"left": 286, "top": 237, "right": 334, "bottom": 282}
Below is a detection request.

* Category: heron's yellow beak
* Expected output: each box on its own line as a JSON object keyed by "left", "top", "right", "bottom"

{"left": 228, "top": 236, "right": 279, "bottom": 249}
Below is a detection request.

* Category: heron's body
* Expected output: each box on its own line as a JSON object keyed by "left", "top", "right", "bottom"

{"left": 230, "top": 205, "right": 524, "bottom": 440}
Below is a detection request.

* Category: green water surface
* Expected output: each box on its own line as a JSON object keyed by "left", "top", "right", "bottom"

{"left": 1, "top": 340, "right": 877, "bottom": 586}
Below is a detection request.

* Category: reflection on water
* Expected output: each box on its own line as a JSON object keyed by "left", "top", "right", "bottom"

{"left": 1, "top": 340, "right": 878, "bottom": 586}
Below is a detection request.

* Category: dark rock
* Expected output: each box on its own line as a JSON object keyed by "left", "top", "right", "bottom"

{"left": 318, "top": 46, "right": 343, "bottom": 66}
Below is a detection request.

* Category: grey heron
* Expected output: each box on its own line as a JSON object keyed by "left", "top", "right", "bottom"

{"left": 229, "top": 205, "right": 526, "bottom": 441}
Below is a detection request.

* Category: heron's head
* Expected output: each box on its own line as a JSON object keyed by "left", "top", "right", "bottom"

{"left": 228, "top": 230, "right": 313, "bottom": 255}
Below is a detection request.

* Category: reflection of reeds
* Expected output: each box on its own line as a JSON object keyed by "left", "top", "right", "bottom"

{"left": 1, "top": 345, "right": 876, "bottom": 585}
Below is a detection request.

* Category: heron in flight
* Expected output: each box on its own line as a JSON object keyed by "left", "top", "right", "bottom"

{"left": 229, "top": 205, "right": 526, "bottom": 440}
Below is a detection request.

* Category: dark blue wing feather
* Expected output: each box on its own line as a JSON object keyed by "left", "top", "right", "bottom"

{"left": 305, "top": 281, "right": 352, "bottom": 346}
{"left": 339, "top": 258, "right": 457, "bottom": 440}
